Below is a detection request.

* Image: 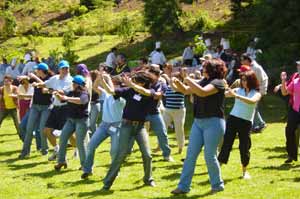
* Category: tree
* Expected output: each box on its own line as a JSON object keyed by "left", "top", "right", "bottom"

{"left": 0, "top": 10, "right": 17, "bottom": 39}
{"left": 144, "top": 0, "right": 182, "bottom": 37}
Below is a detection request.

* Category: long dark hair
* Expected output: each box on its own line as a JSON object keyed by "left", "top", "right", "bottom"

{"left": 240, "top": 70, "right": 260, "bottom": 91}
{"left": 132, "top": 71, "right": 154, "bottom": 89}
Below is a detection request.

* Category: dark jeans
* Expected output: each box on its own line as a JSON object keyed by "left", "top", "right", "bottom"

{"left": 285, "top": 108, "right": 300, "bottom": 161}
{"left": 218, "top": 115, "right": 252, "bottom": 167}
{"left": 0, "top": 108, "right": 20, "bottom": 138}
{"left": 184, "top": 59, "right": 193, "bottom": 66}
{"left": 103, "top": 121, "right": 153, "bottom": 188}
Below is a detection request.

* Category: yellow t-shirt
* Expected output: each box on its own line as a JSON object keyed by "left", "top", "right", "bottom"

{"left": 3, "top": 87, "right": 16, "bottom": 109}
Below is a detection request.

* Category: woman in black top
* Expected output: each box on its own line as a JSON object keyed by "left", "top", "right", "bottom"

{"left": 19, "top": 63, "right": 53, "bottom": 159}
{"left": 54, "top": 75, "right": 90, "bottom": 170}
{"left": 171, "top": 59, "right": 227, "bottom": 194}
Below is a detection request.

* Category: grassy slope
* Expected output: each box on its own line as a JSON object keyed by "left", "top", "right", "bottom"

{"left": 1, "top": 95, "right": 300, "bottom": 199}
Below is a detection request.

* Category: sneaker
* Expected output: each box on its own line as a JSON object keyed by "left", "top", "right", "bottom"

{"left": 144, "top": 180, "right": 156, "bottom": 187}
{"left": 164, "top": 156, "right": 175, "bottom": 162}
{"left": 41, "top": 149, "right": 48, "bottom": 156}
{"left": 242, "top": 171, "right": 251, "bottom": 180}
{"left": 48, "top": 151, "right": 57, "bottom": 161}
{"left": 211, "top": 187, "right": 224, "bottom": 194}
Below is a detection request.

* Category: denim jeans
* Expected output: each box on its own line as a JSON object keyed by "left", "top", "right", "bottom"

{"left": 177, "top": 117, "right": 225, "bottom": 192}
{"left": 57, "top": 118, "right": 88, "bottom": 166}
{"left": 21, "top": 104, "right": 50, "bottom": 155}
{"left": 103, "top": 121, "right": 153, "bottom": 188}
{"left": 89, "top": 102, "right": 101, "bottom": 133}
{"left": 0, "top": 108, "right": 20, "bottom": 137}
{"left": 19, "top": 110, "right": 41, "bottom": 150}
{"left": 83, "top": 121, "right": 121, "bottom": 173}
{"left": 253, "top": 100, "right": 265, "bottom": 128}
{"left": 146, "top": 113, "right": 171, "bottom": 157}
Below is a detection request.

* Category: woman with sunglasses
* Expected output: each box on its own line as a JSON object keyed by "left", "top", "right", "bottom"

{"left": 171, "top": 59, "right": 227, "bottom": 194}
{"left": 218, "top": 70, "right": 261, "bottom": 179}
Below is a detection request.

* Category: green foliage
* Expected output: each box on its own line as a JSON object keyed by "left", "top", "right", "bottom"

{"left": 144, "top": 0, "right": 182, "bottom": 37}
{"left": 228, "top": 32, "right": 252, "bottom": 52}
{"left": 117, "top": 14, "right": 136, "bottom": 43}
{"left": 62, "top": 25, "right": 79, "bottom": 66}
{"left": 0, "top": 10, "right": 17, "bottom": 39}
{"left": 49, "top": 48, "right": 63, "bottom": 66}
{"left": 180, "top": 10, "right": 217, "bottom": 32}
{"left": 31, "top": 21, "right": 42, "bottom": 35}
{"left": 80, "top": 0, "right": 113, "bottom": 10}
{"left": 25, "top": 34, "right": 43, "bottom": 51}
{"left": 69, "top": 5, "right": 89, "bottom": 16}
{"left": 193, "top": 35, "right": 207, "bottom": 55}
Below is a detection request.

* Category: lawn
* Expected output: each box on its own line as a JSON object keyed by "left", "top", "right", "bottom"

{"left": 0, "top": 95, "right": 300, "bottom": 199}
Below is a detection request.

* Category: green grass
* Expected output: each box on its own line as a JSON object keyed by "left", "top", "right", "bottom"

{"left": 1, "top": 95, "right": 300, "bottom": 199}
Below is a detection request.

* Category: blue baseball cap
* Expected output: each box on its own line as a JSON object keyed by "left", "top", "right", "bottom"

{"left": 34, "top": 63, "right": 49, "bottom": 71}
{"left": 72, "top": 75, "right": 85, "bottom": 86}
{"left": 58, "top": 60, "right": 70, "bottom": 69}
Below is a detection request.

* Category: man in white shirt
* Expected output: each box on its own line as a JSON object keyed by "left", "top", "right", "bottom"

{"left": 182, "top": 43, "right": 194, "bottom": 67}
{"left": 203, "top": 38, "right": 215, "bottom": 56}
{"left": 35, "top": 60, "right": 73, "bottom": 161}
{"left": 149, "top": 41, "right": 166, "bottom": 66}
{"left": 105, "top": 48, "right": 117, "bottom": 69}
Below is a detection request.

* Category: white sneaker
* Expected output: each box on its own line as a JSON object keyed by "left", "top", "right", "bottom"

{"left": 243, "top": 171, "right": 251, "bottom": 180}
{"left": 164, "top": 156, "right": 175, "bottom": 162}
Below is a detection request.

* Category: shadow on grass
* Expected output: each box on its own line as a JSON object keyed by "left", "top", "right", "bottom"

{"left": 8, "top": 161, "right": 48, "bottom": 170}
{"left": 152, "top": 190, "right": 220, "bottom": 199}
{"left": 77, "top": 189, "right": 114, "bottom": 198}
{"left": 0, "top": 133, "right": 16, "bottom": 137}
{"left": 63, "top": 179, "right": 99, "bottom": 187}
{"left": 0, "top": 149, "right": 21, "bottom": 157}
{"left": 263, "top": 146, "right": 286, "bottom": 153}
{"left": 262, "top": 164, "right": 300, "bottom": 171}
{"left": 267, "top": 154, "right": 287, "bottom": 160}
{"left": 26, "top": 169, "right": 71, "bottom": 178}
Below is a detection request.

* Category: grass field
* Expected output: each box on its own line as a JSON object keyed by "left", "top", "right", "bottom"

{"left": 0, "top": 95, "right": 300, "bottom": 199}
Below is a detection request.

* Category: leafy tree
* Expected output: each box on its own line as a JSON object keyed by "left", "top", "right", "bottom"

{"left": 144, "top": 0, "right": 182, "bottom": 37}
{"left": 0, "top": 10, "right": 17, "bottom": 39}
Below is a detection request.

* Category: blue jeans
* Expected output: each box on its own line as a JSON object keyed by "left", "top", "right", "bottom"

{"left": 83, "top": 121, "right": 121, "bottom": 173}
{"left": 89, "top": 102, "right": 101, "bottom": 133}
{"left": 146, "top": 114, "right": 171, "bottom": 157}
{"left": 253, "top": 100, "right": 265, "bottom": 128}
{"left": 19, "top": 110, "right": 41, "bottom": 150}
{"left": 103, "top": 121, "right": 153, "bottom": 188}
{"left": 58, "top": 118, "right": 88, "bottom": 166}
{"left": 178, "top": 117, "right": 225, "bottom": 192}
{"left": 21, "top": 104, "right": 50, "bottom": 155}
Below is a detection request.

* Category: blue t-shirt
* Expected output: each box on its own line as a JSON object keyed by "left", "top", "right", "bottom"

{"left": 230, "top": 88, "right": 258, "bottom": 122}
{"left": 101, "top": 91, "right": 126, "bottom": 123}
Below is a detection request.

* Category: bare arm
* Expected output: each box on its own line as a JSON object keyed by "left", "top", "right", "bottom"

{"left": 99, "top": 74, "right": 115, "bottom": 95}
{"left": 123, "top": 76, "right": 153, "bottom": 97}
{"left": 280, "top": 72, "right": 289, "bottom": 96}
{"left": 171, "top": 77, "right": 193, "bottom": 95}
{"left": 184, "top": 77, "right": 218, "bottom": 97}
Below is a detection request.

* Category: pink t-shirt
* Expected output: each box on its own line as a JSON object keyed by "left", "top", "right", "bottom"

{"left": 287, "top": 77, "right": 300, "bottom": 112}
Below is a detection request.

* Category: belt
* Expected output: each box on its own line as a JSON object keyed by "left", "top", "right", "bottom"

{"left": 122, "top": 119, "right": 144, "bottom": 126}
{"left": 53, "top": 105, "right": 67, "bottom": 109}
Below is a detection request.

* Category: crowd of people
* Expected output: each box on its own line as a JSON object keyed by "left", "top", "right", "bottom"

{"left": 0, "top": 37, "right": 299, "bottom": 194}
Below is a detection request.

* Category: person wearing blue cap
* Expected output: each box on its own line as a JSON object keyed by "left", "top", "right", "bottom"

{"left": 32, "top": 60, "right": 73, "bottom": 161}
{"left": 19, "top": 63, "right": 53, "bottom": 159}
{"left": 53, "top": 75, "right": 90, "bottom": 170}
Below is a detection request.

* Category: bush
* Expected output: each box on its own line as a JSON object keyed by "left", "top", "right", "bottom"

{"left": 179, "top": 10, "right": 216, "bottom": 32}
{"left": 193, "top": 35, "right": 207, "bottom": 55}
{"left": 144, "top": 0, "right": 182, "bottom": 37}
{"left": 117, "top": 14, "right": 136, "bottom": 43}
{"left": 62, "top": 49, "right": 79, "bottom": 67}
{"left": 0, "top": 10, "right": 17, "bottom": 39}
{"left": 228, "top": 32, "right": 252, "bottom": 53}
{"left": 31, "top": 22, "right": 42, "bottom": 35}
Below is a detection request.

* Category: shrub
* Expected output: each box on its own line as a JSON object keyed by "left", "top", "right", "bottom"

{"left": 0, "top": 10, "right": 17, "bottom": 39}
{"left": 117, "top": 14, "right": 136, "bottom": 43}
{"left": 31, "top": 22, "right": 42, "bottom": 35}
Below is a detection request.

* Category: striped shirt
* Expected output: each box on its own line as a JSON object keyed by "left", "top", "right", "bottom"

{"left": 164, "top": 87, "right": 185, "bottom": 109}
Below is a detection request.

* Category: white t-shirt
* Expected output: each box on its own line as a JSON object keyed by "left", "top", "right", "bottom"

{"left": 150, "top": 50, "right": 166, "bottom": 65}
{"left": 105, "top": 52, "right": 116, "bottom": 68}
{"left": 44, "top": 74, "right": 73, "bottom": 106}
{"left": 18, "top": 84, "right": 34, "bottom": 101}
